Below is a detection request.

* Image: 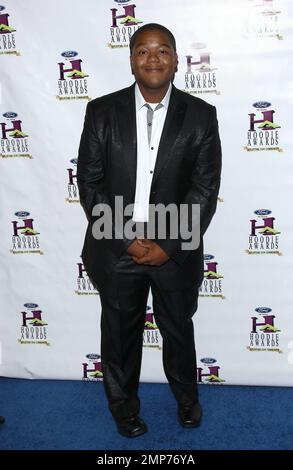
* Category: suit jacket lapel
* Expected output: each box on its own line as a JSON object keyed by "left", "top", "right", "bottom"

{"left": 151, "top": 85, "right": 187, "bottom": 188}
{"left": 115, "top": 83, "right": 187, "bottom": 193}
{"left": 115, "top": 84, "right": 137, "bottom": 192}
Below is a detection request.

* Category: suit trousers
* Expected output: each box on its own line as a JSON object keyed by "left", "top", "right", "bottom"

{"left": 98, "top": 251, "right": 199, "bottom": 420}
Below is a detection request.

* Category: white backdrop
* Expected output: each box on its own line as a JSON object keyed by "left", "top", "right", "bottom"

{"left": 1, "top": 0, "right": 293, "bottom": 386}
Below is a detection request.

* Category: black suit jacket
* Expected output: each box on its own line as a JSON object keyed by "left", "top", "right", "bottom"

{"left": 77, "top": 83, "right": 221, "bottom": 291}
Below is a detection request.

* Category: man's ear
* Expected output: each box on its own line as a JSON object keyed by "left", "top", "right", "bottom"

{"left": 175, "top": 53, "right": 179, "bottom": 73}
{"left": 130, "top": 55, "right": 134, "bottom": 75}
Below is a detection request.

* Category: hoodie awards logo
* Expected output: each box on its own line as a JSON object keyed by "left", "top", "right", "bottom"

{"left": 143, "top": 306, "right": 162, "bottom": 350}
{"left": 244, "top": 101, "right": 282, "bottom": 152}
{"left": 248, "top": 307, "right": 282, "bottom": 353}
{"left": 247, "top": 209, "right": 281, "bottom": 255}
{"left": 11, "top": 211, "right": 43, "bottom": 255}
{"left": 0, "top": 112, "right": 31, "bottom": 158}
{"left": 199, "top": 254, "right": 224, "bottom": 299}
{"left": 82, "top": 354, "right": 103, "bottom": 381}
{"left": 245, "top": 0, "right": 282, "bottom": 40}
{"left": 197, "top": 358, "right": 225, "bottom": 384}
{"left": 0, "top": 6, "right": 19, "bottom": 55}
{"left": 183, "top": 43, "right": 219, "bottom": 96}
{"left": 66, "top": 158, "right": 79, "bottom": 203}
{"left": 57, "top": 51, "right": 90, "bottom": 101}
{"left": 18, "top": 303, "right": 49, "bottom": 346}
{"left": 75, "top": 260, "right": 98, "bottom": 295}
{"left": 109, "top": 1, "right": 143, "bottom": 48}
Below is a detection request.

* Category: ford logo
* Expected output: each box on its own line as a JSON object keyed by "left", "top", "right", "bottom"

{"left": 15, "top": 211, "right": 30, "bottom": 217}
{"left": 253, "top": 101, "right": 271, "bottom": 109}
{"left": 114, "top": 0, "right": 129, "bottom": 3}
{"left": 255, "top": 307, "right": 272, "bottom": 313}
{"left": 200, "top": 357, "right": 216, "bottom": 364}
{"left": 0, "top": 6, "right": 5, "bottom": 12}
{"left": 86, "top": 354, "right": 101, "bottom": 360}
{"left": 3, "top": 112, "right": 18, "bottom": 119}
{"left": 61, "top": 50, "right": 78, "bottom": 58}
{"left": 24, "top": 303, "right": 38, "bottom": 309}
{"left": 190, "top": 42, "right": 206, "bottom": 50}
{"left": 254, "top": 209, "right": 271, "bottom": 216}
{"left": 204, "top": 254, "right": 214, "bottom": 261}
{"left": 70, "top": 158, "right": 78, "bottom": 165}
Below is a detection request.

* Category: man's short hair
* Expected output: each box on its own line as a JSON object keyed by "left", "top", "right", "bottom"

{"left": 129, "top": 23, "right": 177, "bottom": 54}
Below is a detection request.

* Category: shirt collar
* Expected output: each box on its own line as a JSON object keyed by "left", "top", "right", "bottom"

{"left": 135, "top": 82, "right": 172, "bottom": 112}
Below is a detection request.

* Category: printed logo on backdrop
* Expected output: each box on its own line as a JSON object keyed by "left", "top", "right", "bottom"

{"left": 18, "top": 303, "right": 49, "bottom": 346}
{"left": 244, "top": 101, "right": 282, "bottom": 152}
{"left": 245, "top": 0, "right": 282, "bottom": 40}
{"left": 248, "top": 307, "right": 282, "bottom": 353}
{"left": 75, "top": 259, "right": 98, "bottom": 295}
{"left": 246, "top": 209, "right": 281, "bottom": 255}
{"left": 0, "top": 5, "right": 19, "bottom": 55}
{"left": 197, "top": 358, "right": 225, "bottom": 384}
{"left": 143, "top": 306, "right": 162, "bottom": 350}
{"left": 66, "top": 158, "right": 79, "bottom": 203}
{"left": 109, "top": 1, "right": 143, "bottom": 48}
{"left": 11, "top": 211, "right": 43, "bottom": 255}
{"left": 57, "top": 51, "right": 90, "bottom": 101}
{"left": 182, "top": 43, "right": 219, "bottom": 96}
{"left": 199, "top": 254, "right": 224, "bottom": 299}
{"left": 82, "top": 354, "right": 103, "bottom": 381}
{"left": 0, "top": 112, "right": 31, "bottom": 158}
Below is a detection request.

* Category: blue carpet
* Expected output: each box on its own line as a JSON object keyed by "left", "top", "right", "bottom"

{"left": 0, "top": 378, "right": 292, "bottom": 450}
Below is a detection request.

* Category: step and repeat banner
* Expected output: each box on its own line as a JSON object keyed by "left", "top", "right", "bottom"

{"left": 1, "top": 0, "right": 293, "bottom": 386}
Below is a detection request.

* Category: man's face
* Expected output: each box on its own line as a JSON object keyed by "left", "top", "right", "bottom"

{"left": 130, "top": 29, "right": 178, "bottom": 90}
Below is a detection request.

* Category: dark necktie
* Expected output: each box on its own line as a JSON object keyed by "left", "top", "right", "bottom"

{"left": 145, "top": 103, "right": 163, "bottom": 146}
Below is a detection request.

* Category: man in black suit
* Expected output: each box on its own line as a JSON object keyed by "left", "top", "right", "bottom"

{"left": 77, "top": 23, "right": 221, "bottom": 438}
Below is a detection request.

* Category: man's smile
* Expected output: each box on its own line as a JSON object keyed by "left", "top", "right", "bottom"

{"left": 144, "top": 68, "right": 164, "bottom": 72}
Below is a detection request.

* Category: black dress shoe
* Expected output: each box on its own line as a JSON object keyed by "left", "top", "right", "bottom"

{"left": 178, "top": 402, "right": 202, "bottom": 428}
{"left": 116, "top": 415, "right": 147, "bottom": 438}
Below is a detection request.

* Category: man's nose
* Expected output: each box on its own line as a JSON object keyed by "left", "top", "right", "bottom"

{"left": 147, "top": 51, "right": 160, "bottom": 62}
